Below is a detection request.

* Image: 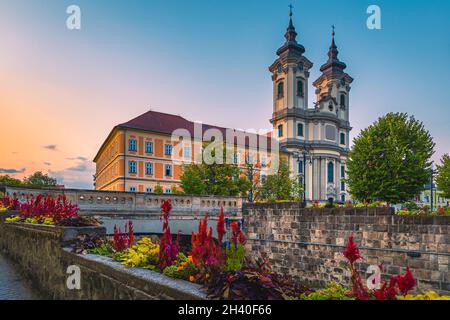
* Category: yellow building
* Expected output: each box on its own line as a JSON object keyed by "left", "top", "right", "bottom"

{"left": 93, "top": 111, "right": 275, "bottom": 193}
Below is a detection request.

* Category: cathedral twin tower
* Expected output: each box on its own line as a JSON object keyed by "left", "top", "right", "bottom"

{"left": 270, "top": 11, "right": 353, "bottom": 203}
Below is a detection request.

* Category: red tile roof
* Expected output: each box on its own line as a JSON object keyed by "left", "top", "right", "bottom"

{"left": 118, "top": 110, "right": 275, "bottom": 148}
{"left": 94, "top": 110, "right": 276, "bottom": 162}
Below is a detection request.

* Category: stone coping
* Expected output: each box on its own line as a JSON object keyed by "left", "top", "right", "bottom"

{"left": 62, "top": 248, "right": 208, "bottom": 300}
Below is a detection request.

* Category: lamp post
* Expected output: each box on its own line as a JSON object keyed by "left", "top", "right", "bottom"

{"left": 429, "top": 165, "right": 436, "bottom": 212}
{"left": 293, "top": 143, "right": 311, "bottom": 207}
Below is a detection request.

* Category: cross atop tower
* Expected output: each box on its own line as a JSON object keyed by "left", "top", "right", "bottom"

{"left": 332, "top": 24, "right": 335, "bottom": 37}
{"left": 289, "top": 4, "right": 293, "bottom": 17}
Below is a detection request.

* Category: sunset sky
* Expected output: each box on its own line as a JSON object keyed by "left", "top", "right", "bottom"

{"left": 0, "top": 0, "right": 449, "bottom": 189}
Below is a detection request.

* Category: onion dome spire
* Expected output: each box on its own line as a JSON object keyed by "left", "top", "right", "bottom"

{"left": 276, "top": 4, "right": 305, "bottom": 57}
{"left": 319, "top": 25, "right": 347, "bottom": 75}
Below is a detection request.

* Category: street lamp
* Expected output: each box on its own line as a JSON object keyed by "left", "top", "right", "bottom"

{"left": 293, "top": 143, "right": 312, "bottom": 207}
{"left": 429, "top": 164, "right": 437, "bottom": 212}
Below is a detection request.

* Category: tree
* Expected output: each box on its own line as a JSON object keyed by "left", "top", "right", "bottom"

{"left": 346, "top": 112, "right": 435, "bottom": 203}
{"left": 180, "top": 162, "right": 251, "bottom": 197}
{"left": 256, "top": 160, "right": 301, "bottom": 202}
{"left": 23, "top": 171, "right": 57, "bottom": 187}
{"left": 436, "top": 154, "right": 450, "bottom": 199}
{"left": 154, "top": 183, "right": 164, "bottom": 194}
{"left": 180, "top": 141, "right": 251, "bottom": 197}
{"left": 0, "top": 175, "right": 23, "bottom": 186}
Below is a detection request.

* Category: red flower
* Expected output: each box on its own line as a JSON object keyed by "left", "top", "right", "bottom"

{"left": 159, "top": 199, "right": 179, "bottom": 269}
{"left": 343, "top": 235, "right": 363, "bottom": 264}
{"left": 238, "top": 230, "right": 246, "bottom": 245}
{"left": 394, "top": 267, "right": 416, "bottom": 296}
{"left": 216, "top": 207, "right": 225, "bottom": 244}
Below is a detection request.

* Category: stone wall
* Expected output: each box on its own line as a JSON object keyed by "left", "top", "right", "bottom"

{"left": 243, "top": 203, "right": 450, "bottom": 294}
{"left": 1, "top": 185, "right": 242, "bottom": 216}
{"left": 0, "top": 216, "right": 206, "bottom": 300}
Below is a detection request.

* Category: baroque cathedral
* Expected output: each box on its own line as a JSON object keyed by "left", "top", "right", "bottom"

{"left": 269, "top": 10, "right": 353, "bottom": 203}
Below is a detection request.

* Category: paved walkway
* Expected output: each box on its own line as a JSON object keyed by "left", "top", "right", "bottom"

{"left": 0, "top": 253, "right": 39, "bottom": 300}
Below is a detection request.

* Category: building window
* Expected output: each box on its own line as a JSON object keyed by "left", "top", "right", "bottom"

{"left": 128, "top": 161, "right": 137, "bottom": 174}
{"left": 277, "top": 82, "right": 284, "bottom": 99}
{"left": 297, "top": 80, "right": 304, "bottom": 97}
{"left": 247, "top": 154, "right": 254, "bottom": 165}
{"left": 145, "top": 141, "right": 153, "bottom": 153}
{"left": 298, "top": 160, "right": 304, "bottom": 174}
{"left": 164, "top": 144, "right": 172, "bottom": 156}
{"left": 165, "top": 164, "right": 172, "bottom": 177}
{"left": 233, "top": 153, "right": 239, "bottom": 165}
{"left": 340, "top": 94, "right": 346, "bottom": 107}
{"left": 278, "top": 124, "right": 283, "bottom": 138}
{"left": 145, "top": 162, "right": 153, "bottom": 175}
{"left": 129, "top": 139, "right": 137, "bottom": 152}
{"left": 146, "top": 187, "right": 153, "bottom": 193}
{"left": 328, "top": 103, "right": 334, "bottom": 112}
{"left": 165, "top": 188, "right": 171, "bottom": 194}
{"left": 297, "top": 123, "right": 304, "bottom": 137}
{"left": 341, "top": 165, "right": 345, "bottom": 178}
{"left": 298, "top": 62, "right": 304, "bottom": 71}
{"left": 184, "top": 146, "right": 191, "bottom": 158}
{"left": 261, "top": 157, "right": 267, "bottom": 168}
{"left": 327, "top": 161, "right": 334, "bottom": 183}
{"left": 340, "top": 132, "right": 346, "bottom": 145}
{"left": 261, "top": 174, "right": 267, "bottom": 184}
{"left": 129, "top": 186, "right": 136, "bottom": 192}
{"left": 341, "top": 194, "right": 346, "bottom": 202}
{"left": 341, "top": 181, "right": 345, "bottom": 191}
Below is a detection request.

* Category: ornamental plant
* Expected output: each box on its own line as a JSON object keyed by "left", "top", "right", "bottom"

{"left": 112, "top": 221, "right": 134, "bottom": 252}
{"left": 0, "top": 196, "right": 20, "bottom": 211}
{"left": 343, "top": 235, "right": 416, "bottom": 300}
{"left": 19, "top": 195, "right": 79, "bottom": 224}
{"left": 119, "top": 237, "right": 160, "bottom": 270}
{"left": 162, "top": 253, "right": 197, "bottom": 280}
{"left": 205, "top": 253, "right": 310, "bottom": 300}
{"left": 217, "top": 207, "right": 226, "bottom": 244}
{"left": 159, "top": 200, "right": 180, "bottom": 270}
{"left": 190, "top": 213, "right": 224, "bottom": 277}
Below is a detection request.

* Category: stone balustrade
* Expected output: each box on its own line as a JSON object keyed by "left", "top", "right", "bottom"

{"left": 1, "top": 185, "right": 243, "bottom": 215}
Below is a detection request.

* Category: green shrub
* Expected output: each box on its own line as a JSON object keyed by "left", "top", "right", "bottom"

{"left": 225, "top": 244, "right": 246, "bottom": 271}
{"left": 300, "top": 282, "right": 354, "bottom": 300}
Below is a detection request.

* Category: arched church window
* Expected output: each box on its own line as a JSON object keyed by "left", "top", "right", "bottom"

{"left": 277, "top": 82, "right": 284, "bottom": 99}
{"left": 297, "top": 80, "right": 304, "bottom": 97}
{"left": 340, "top": 94, "right": 346, "bottom": 107}
{"left": 327, "top": 161, "right": 334, "bottom": 184}
{"left": 328, "top": 103, "right": 333, "bottom": 112}
{"left": 277, "top": 124, "right": 283, "bottom": 137}
{"left": 340, "top": 132, "right": 346, "bottom": 145}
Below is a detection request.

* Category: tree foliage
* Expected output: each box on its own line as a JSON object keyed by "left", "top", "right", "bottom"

{"left": 346, "top": 112, "right": 435, "bottom": 203}
{"left": 436, "top": 154, "right": 450, "bottom": 199}
{"left": 0, "top": 175, "right": 23, "bottom": 186}
{"left": 180, "top": 162, "right": 251, "bottom": 197}
{"left": 180, "top": 142, "right": 251, "bottom": 197}
{"left": 256, "top": 159, "right": 301, "bottom": 202}
{"left": 0, "top": 171, "right": 58, "bottom": 188}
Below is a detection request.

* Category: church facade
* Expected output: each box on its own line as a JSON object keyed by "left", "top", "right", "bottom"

{"left": 94, "top": 12, "right": 352, "bottom": 203}
{"left": 269, "top": 14, "right": 353, "bottom": 203}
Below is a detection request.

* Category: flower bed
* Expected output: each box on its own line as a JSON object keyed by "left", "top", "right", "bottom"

{"left": 0, "top": 195, "right": 101, "bottom": 227}
{"left": 397, "top": 206, "right": 450, "bottom": 216}
{"left": 72, "top": 199, "right": 450, "bottom": 300}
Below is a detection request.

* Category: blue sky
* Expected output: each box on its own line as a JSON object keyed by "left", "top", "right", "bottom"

{"left": 0, "top": 0, "right": 449, "bottom": 188}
